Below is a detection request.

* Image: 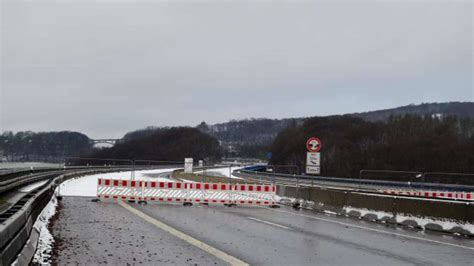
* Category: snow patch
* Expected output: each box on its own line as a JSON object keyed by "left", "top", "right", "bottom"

{"left": 396, "top": 214, "right": 474, "bottom": 234}
{"left": 32, "top": 195, "right": 58, "bottom": 265}
{"left": 276, "top": 195, "right": 317, "bottom": 210}
{"left": 344, "top": 206, "right": 393, "bottom": 220}
{"left": 323, "top": 210, "right": 338, "bottom": 215}
{"left": 343, "top": 206, "right": 474, "bottom": 234}
{"left": 59, "top": 168, "right": 178, "bottom": 197}
{"left": 195, "top": 166, "right": 243, "bottom": 179}
{"left": 135, "top": 168, "right": 180, "bottom": 180}
{"left": 18, "top": 180, "right": 49, "bottom": 192}
{"left": 431, "top": 113, "right": 443, "bottom": 119}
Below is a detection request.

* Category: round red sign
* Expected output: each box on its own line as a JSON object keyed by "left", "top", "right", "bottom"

{"left": 306, "top": 137, "right": 321, "bottom": 152}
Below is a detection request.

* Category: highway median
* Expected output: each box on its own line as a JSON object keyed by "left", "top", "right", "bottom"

{"left": 276, "top": 184, "right": 474, "bottom": 237}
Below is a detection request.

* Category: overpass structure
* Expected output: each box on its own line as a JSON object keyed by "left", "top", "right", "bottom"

{"left": 89, "top": 139, "right": 123, "bottom": 146}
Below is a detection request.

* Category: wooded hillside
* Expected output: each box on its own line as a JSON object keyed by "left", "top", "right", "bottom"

{"left": 88, "top": 127, "right": 222, "bottom": 163}
{"left": 0, "top": 131, "right": 91, "bottom": 162}
{"left": 270, "top": 115, "right": 474, "bottom": 178}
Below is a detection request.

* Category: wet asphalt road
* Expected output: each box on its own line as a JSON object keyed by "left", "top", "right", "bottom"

{"left": 51, "top": 197, "right": 223, "bottom": 265}
{"left": 52, "top": 197, "right": 474, "bottom": 265}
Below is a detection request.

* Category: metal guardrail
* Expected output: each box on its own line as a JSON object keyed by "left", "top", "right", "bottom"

{"left": 0, "top": 165, "right": 176, "bottom": 265}
{"left": 0, "top": 170, "right": 78, "bottom": 266}
{"left": 0, "top": 166, "right": 148, "bottom": 266}
{"left": 234, "top": 169, "right": 474, "bottom": 192}
{"left": 0, "top": 168, "right": 60, "bottom": 183}
{"left": 0, "top": 171, "right": 66, "bottom": 195}
{"left": 0, "top": 166, "right": 134, "bottom": 195}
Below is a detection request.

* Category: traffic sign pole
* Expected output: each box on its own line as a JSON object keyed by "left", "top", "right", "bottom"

{"left": 305, "top": 137, "right": 322, "bottom": 178}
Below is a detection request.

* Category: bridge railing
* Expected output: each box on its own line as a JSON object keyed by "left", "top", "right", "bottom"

{"left": 234, "top": 169, "right": 474, "bottom": 192}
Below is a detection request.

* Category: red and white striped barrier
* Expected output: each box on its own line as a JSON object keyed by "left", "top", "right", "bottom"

{"left": 381, "top": 189, "right": 473, "bottom": 201}
{"left": 96, "top": 178, "right": 277, "bottom": 206}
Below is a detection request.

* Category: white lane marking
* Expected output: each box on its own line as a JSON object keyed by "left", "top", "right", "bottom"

{"left": 268, "top": 208, "right": 474, "bottom": 251}
{"left": 247, "top": 217, "right": 291, "bottom": 230}
{"left": 119, "top": 202, "right": 249, "bottom": 266}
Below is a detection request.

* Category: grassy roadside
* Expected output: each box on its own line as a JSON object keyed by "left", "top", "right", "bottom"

{"left": 172, "top": 170, "right": 246, "bottom": 184}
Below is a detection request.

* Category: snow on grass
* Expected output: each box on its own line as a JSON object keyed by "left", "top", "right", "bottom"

{"left": 59, "top": 168, "right": 179, "bottom": 197}
{"left": 135, "top": 168, "right": 180, "bottom": 180}
{"left": 195, "top": 166, "right": 243, "bottom": 179}
{"left": 18, "top": 180, "right": 49, "bottom": 192}
{"left": 32, "top": 195, "right": 58, "bottom": 265}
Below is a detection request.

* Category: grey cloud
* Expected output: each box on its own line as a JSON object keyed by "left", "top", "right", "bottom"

{"left": 1, "top": 0, "right": 472, "bottom": 138}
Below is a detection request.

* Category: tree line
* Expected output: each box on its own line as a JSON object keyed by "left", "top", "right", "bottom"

{"left": 270, "top": 114, "right": 474, "bottom": 178}
{"left": 86, "top": 127, "right": 222, "bottom": 164}
{"left": 0, "top": 127, "right": 223, "bottom": 164}
{"left": 0, "top": 131, "right": 91, "bottom": 162}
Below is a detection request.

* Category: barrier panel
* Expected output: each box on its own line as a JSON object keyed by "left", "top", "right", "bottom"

{"left": 381, "top": 189, "right": 473, "bottom": 201}
{"left": 97, "top": 178, "right": 277, "bottom": 206}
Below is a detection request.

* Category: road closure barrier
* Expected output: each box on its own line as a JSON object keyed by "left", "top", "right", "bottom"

{"left": 380, "top": 189, "right": 473, "bottom": 201}
{"left": 97, "top": 178, "right": 277, "bottom": 207}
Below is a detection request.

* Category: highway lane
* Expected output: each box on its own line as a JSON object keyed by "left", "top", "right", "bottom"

{"left": 133, "top": 203, "right": 474, "bottom": 266}
{"left": 52, "top": 196, "right": 474, "bottom": 265}
{"left": 51, "top": 197, "right": 224, "bottom": 265}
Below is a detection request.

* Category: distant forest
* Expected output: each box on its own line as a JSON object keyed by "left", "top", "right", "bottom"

{"left": 198, "top": 102, "right": 474, "bottom": 158}
{"left": 196, "top": 118, "right": 303, "bottom": 158}
{"left": 1, "top": 102, "right": 473, "bottom": 176}
{"left": 87, "top": 127, "right": 222, "bottom": 164}
{"left": 0, "top": 127, "right": 222, "bottom": 164}
{"left": 0, "top": 131, "right": 91, "bottom": 162}
{"left": 270, "top": 115, "right": 474, "bottom": 178}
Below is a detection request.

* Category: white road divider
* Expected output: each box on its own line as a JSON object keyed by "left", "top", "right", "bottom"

{"left": 97, "top": 178, "right": 277, "bottom": 207}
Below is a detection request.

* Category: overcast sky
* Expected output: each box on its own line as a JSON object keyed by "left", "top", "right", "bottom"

{"left": 1, "top": 0, "right": 472, "bottom": 138}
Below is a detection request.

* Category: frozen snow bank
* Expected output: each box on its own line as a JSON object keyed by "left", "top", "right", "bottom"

{"left": 343, "top": 206, "right": 474, "bottom": 235}
{"left": 195, "top": 166, "right": 243, "bottom": 179}
{"left": 395, "top": 214, "right": 474, "bottom": 234}
{"left": 135, "top": 168, "right": 180, "bottom": 180}
{"left": 32, "top": 195, "right": 58, "bottom": 265}
{"left": 59, "top": 168, "right": 178, "bottom": 197}
{"left": 344, "top": 206, "right": 393, "bottom": 220}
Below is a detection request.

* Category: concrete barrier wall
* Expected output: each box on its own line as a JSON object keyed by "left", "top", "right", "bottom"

{"left": 345, "top": 192, "right": 395, "bottom": 213}
{"left": 467, "top": 204, "right": 474, "bottom": 222}
{"left": 393, "top": 197, "right": 469, "bottom": 222}
{"left": 308, "top": 188, "right": 348, "bottom": 213}
{"left": 278, "top": 186, "right": 473, "bottom": 226}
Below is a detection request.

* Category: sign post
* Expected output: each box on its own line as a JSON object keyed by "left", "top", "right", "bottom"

{"left": 184, "top": 158, "right": 193, "bottom": 174}
{"left": 306, "top": 137, "right": 321, "bottom": 176}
